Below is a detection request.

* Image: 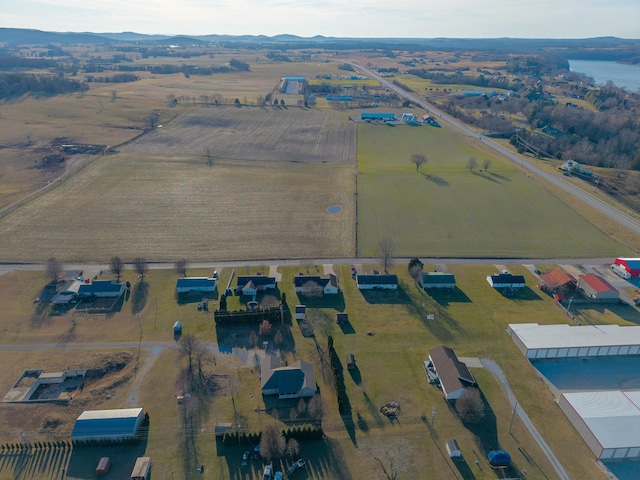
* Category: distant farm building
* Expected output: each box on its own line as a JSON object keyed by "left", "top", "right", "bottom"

{"left": 279, "top": 76, "right": 307, "bottom": 94}
{"left": 613, "top": 258, "right": 640, "bottom": 279}
{"left": 507, "top": 323, "right": 640, "bottom": 359}
{"left": 176, "top": 277, "right": 217, "bottom": 294}
{"left": 422, "top": 115, "right": 441, "bottom": 127}
{"left": 260, "top": 356, "right": 317, "bottom": 399}
{"left": 78, "top": 280, "right": 125, "bottom": 298}
{"left": 360, "top": 112, "right": 396, "bottom": 122}
{"left": 577, "top": 274, "right": 619, "bottom": 302}
{"left": 559, "top": 391, "right": 640, "bottom": 460}
{"left": 71, "top": 408, "right": 145, "bottom": 442}
{"left": 427, "top": 345, "right": 477, "bottom": 400}
{"left": 356, "top": 272, "right": 398, "bottom": 290}
{"left": 294, "top": 273, "right": 338, "bottom": 295}
{"left": 421, "top": 272, "right": 456, "bottom": 290}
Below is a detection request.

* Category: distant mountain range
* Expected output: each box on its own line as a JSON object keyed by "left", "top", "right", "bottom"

{"left": 1, "top": 28, "right": 639, "bottom": 59}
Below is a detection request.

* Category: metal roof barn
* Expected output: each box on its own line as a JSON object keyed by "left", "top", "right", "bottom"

{"left": 508, "top": 323, "right": 640, "bottom": 359}
{"left": 559, "top": 391, "right": 640, "bottom": 459}
{"left": 71, "top": 408, "right": 144, "bottom": 441}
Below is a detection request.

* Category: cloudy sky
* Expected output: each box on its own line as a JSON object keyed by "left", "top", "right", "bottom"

{"left": 2, "top": 0, "right": 639, "bottom": 39}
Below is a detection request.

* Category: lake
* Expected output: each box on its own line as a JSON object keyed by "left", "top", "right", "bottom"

{"left": 569, "top": 59, "right": 640, "bottom": 92}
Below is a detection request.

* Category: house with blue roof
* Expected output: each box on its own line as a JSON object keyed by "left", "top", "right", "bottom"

{"left": 176, "top": 277, "right": 217, "bottom": 294}
{"left": 77, "top": 280, "right": 125, "bottom": 298}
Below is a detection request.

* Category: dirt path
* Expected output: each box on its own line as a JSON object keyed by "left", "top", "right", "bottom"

{"left": 126, "top": 345, "right": 166, "bottom": 406}
{"left": 481, "top": 358, "right": 571, "bottom": 480}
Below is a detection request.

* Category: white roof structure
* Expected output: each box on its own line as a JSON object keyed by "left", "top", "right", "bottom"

{"left": 508, "top": 323, "right": 640, "bottom": 359}
{"left": 559, "top": 391, "right": 640, "bottom": 459}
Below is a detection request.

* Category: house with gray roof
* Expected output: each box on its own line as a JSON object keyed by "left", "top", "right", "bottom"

{"left": 428, "top": 346, "right": 477, "bottom": 400}
{"left": 294, "top": 273, "right": 338, "bottom": 295}
{"left": 356, "top": 272, "right": 398, "bottom": 290}
{"left": 421, "top": 272, "right": 456, "bottom": 290}
{"left": 176, "top": 277, "right": 217, "bottom": 294}
{"left": 260, "top": 356, "right": 316, "bottom": 399}
{"left": 236, "top": 275, "right": 276, "bottom": 296}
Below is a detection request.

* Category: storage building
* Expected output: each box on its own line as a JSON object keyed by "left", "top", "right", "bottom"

{"left": 577, "top": 274, "right": 619, "bottom": 301}
{"left": 131, "top": 457, "right": 151, "bottom": 480}
{"left": 176, "top": 277, "right": 217, "bottom": 293}
{"left": 507, "top": 323, "right": 640, "bottom": 359}
{"left": 559, "top": 391, "right": 640, "bottom": 459}
{"left": 71, "top": 408, "right": 144, "bottom": 442}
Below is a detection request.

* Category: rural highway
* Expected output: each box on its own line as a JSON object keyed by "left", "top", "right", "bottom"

{"left": 347, "top": 61, "right": 640, "bottom": 237}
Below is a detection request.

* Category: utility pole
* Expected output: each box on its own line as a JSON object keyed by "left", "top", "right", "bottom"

{"left": 509, "top": 401, "right": 518, "bottom": 434}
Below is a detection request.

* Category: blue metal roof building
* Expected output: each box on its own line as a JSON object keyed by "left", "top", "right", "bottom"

{"left": 71, "top": 408, "right": 144, "bottom": 442}
{"left": 326, "top": 96, "right": 353, "bottom": 102}
{"left": 281, "top": 76, "right": 307, "bottom": 82}
{"left": 361, "top": 112, "right": 396, "bottom": 121}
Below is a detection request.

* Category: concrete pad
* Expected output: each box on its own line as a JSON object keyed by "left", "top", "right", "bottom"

{"left": 268, "top": 265, "right": 282, "bottom": 282}
{"left": 322, "top": 264, "right": 335, "bottom": 276}
{"left": 458, "top": 357, "right": 483, "bottom": 368}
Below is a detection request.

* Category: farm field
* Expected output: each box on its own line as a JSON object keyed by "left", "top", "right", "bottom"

{"left": 0, "top": 262, "right": 630, "bottom": 479}
{"left": 356, "top": 123, "right": 629, "bottom": 258}
{"left": 0, "top": 104, "right": 357, "bottom": 262}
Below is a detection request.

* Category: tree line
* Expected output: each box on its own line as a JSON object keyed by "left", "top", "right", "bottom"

{"left": 0, "top": 72, "right": 87, "bottom": 98}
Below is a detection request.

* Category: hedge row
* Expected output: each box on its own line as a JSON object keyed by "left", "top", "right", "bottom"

{"left": 221, "top": 424, "right": 324, "bottom": 447}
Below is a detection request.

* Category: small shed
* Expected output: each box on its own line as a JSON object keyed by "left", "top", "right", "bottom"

{"left": 131, "top": 457, "right": 151, "bottom": 480}
{"left": 295, "top": 305, "right": 306, "bottom": 320}
{"left": 96, "top": 457, "right": 112, "bottom": 475}
{"left": 173, "top": 321, "right": 182, "bottom": 335}
{"left": 446, "top": 439, "right": 461, "bottom": 459}
{"left": 346, "top": 354, "right": 356, "bottom": 370}
{"left": 336, "top": 313, "right": 348, "bottom": 324}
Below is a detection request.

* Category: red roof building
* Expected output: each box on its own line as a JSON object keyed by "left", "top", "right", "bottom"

{"left": 614, "top": 258, "right": 640, "bottom": 278}
{"left": 538, "top": 268, "right": 577, "bottom": 292}
{"left": 577, "top": 274, "right": 619, "bottom": 301}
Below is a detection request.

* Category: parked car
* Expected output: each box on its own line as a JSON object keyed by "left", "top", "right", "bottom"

{"left": 263, "top": 463, "right": 273, "bottom": 480}
{"left": 274, "top": 472, "right": 283, "bottom": 480}
{"left": 241, "top": 451, "right": 249, "bottom": 467}
{"left": 286, "top": 459, "right": 306, "bottom": 476}
{"left": 252, "top": 445, "right": 261, "bottom": 461}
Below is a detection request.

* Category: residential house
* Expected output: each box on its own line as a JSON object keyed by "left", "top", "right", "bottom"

{"left": 236, "top": 275, "right": 276, "bottom": 296}
{"left": 176, "top": 277, "right": 217, "bottom": 294}
{"left": 538, "top": 268, "right": 576, "bottom": 293}
{"left": 428, "top": 345, "right": 477, "bottom": 400}
{"left": 77, "top": 280, "right": 125, "bottom": 298}
{"left": 421, "top": 272, "right": 456, "bottom": 290}
{"left": 294, "top": 273, "right": 338, "bottom": 295}
{"left": 486, "top": 273, "right": 526, "bottom": 290}
{"left": 260, "top": 356, "right": 316, "bottom": 399}
{"left": 356, "top": 272, "right": 398, "bottom": 290}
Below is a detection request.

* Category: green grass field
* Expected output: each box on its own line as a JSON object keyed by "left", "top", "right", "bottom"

{"left": 356, "top": 124, "right": 629, "bottom": 257}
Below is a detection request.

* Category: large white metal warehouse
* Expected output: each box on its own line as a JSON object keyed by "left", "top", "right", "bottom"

{"left": 507, "top": 323, "right": 640, "bottom": 359}
{"left": 559, "top": 391, "right": 640, "bottom": 459}
{"left": 71, "top": 407, "right": 144, "bottom": 442}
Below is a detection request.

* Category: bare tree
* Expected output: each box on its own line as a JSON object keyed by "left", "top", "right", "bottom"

{"left": 363, "top": 435, "right": 414, "bottom": 480}
{"left": 177, "top": 334, "right": 200, "bottom": 378}
{"left": 287, "top": 438, "right": 300, "bottom": 459}
{"left": 261, "top": 294, "right": 279, "bottom": 308}
{"left": 110, "top": 256, "right": 125, "bottom": 281}
{"left": 299, "top": 280, "right": 324, "bottom": 297}
{"left": 467, "top": 157, "right": 478, "bottom": 172}
{"left": 410, "top": 153, "right": 428, "bottom": 171}
{"left": 133, "top": 257, "right": 149, "bottom": 281}
{"left": 378, "top": 238, "right": 396, "bottom": 274}
{"left": 307, "top": 394, "right": 323, "bottom": 421}
{"left": 259, "top": 424, "right": 286, "bottom": 462}
{"left": 174, "top": 258, "right": 188, "bottom": 277}
{"left": 482, "top": 159, "right": 492, "bottom": 171}
{"left": 455, "top": 387, "right": 485, "bottom": 423}
{"left": 259, "top": 320, "right": 272, "bottom": 336}
{"left": 46, "top": 257, "right": 63, "bottom": 284}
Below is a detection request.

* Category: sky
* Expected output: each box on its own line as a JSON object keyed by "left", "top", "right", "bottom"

{"left": 1, "top": 0, "right": 639, "bottom": 39}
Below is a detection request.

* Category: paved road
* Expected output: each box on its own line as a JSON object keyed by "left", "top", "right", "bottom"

{"left": 347, "top": 61, "right": 640, "bottom": 237}
{"left": 482, "top": 358, "right": 571, "bottom": 480}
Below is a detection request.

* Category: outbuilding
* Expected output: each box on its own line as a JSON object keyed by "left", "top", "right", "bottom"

{"left": 295, "top": 305, "right": 306, "bottom": 320}
{"left": 577, "top": 274, "right": 619, "bottom": 301}
{"left": 71, "top": 408, "right": 144, "bottom": 442}
{"left": 346, "top": 354, "right": 356, "bottom": 370}
{"left": 173, "top": 321, "right": 182, "bottom": 335}
{"left": 446, "top": 439, "right": 462, "bottom": 459}
{"left": 95, "top": 457, "right": 112, "bottom": 476}
{"left": 131, "top": 457, "right": 151, "bottom": 480}
{"left": 176, "top": 277, "right": 217, "bottom": 294}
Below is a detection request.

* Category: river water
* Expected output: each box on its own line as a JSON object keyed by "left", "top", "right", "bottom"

{"left": 568, "top": 59, "right": 640, "bottom": 91}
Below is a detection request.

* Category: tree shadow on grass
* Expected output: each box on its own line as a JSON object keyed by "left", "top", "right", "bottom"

{"left": 428, "top": 287, "right": 473, "bottom": 307}
{"left": 509, "top": 286, "right": 543, "bottom": 301}
{"left": 572, "top": 302, "right": 640, "bottom": 325}
{"left": 453, "top": 458, "right": 478, "bottom": 480}
{"left": 472, "top": 170, "right": 502, "bottom": 184}
{"left": 421, "top": 171, "right": 450, "bottom": 186}
{"left": 67, "top": 437, "right": 149, "bottom": 479}
{"left": 489, "top": 171, "right": 511, "bottom": 182}
{"left": 131, "top": 281, "right": 149, "bottom": 315}
{"left": 450, "top": 389, "right": 499, "bottom": 459}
